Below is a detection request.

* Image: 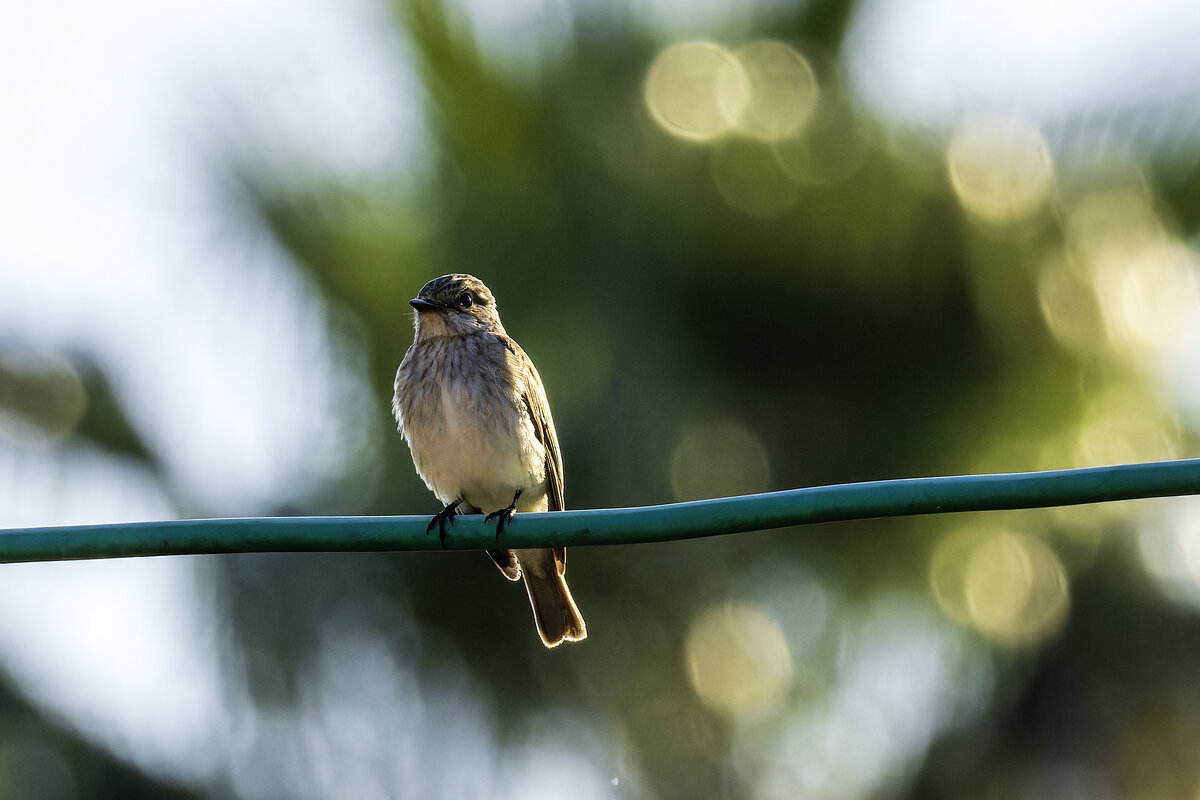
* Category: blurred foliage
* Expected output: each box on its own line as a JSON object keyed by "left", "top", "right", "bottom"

{"left": 0, "top": 352, "right": 150, "bottom": 460}
{"left": 6, "top": 0, "right": 1200, "bottom": 797}
{"left": 0, "top": 670, "right": 202, "bottom": 800}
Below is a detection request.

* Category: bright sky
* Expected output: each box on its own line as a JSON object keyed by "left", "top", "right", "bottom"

{"left": 0, "top": 0, "right": 1198, "bottom": 792}
{"left": 845, "top": 0, "right": 1200, "bottom": 158}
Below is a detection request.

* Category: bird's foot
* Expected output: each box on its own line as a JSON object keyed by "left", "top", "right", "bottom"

{"left": 427, "top": 501, "right": 460, "bottom": 548}
{"left": 485, "top": 489, "right": 523, "bottom": 543}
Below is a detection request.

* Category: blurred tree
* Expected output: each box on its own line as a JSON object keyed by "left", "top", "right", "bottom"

{"left": 222, "top": 0, "right": 1200, "bottom": 797}
{"left": 6, "top": 0, "right": 1200, "bottom": 797}
{"left": 0, "top": 669, "right": 203, "bottom": 800}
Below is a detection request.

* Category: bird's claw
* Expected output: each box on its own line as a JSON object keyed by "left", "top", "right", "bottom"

{"left": 427, "top": 502, "right": 459, "bottom": 548}
{"left": 485, "top": 489, "right": 523, "bottom": 543}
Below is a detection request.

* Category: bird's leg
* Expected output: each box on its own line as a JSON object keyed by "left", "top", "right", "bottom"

{"left": 485, "top": 489, "right": 523, "bottom": 542}
{"left": 427, "top": 501, "right": 460, "bottom": 548}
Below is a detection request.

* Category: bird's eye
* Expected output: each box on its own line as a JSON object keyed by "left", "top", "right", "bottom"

{"left": 458, "top": 292, "right": 474, "bottom": 308}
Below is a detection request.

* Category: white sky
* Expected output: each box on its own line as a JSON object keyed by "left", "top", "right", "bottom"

{"left": 0, "top": 0, "right": 1198, "bottom": 792}
{"left": 844, "top": 0, "right": 1200, "bottom": 159}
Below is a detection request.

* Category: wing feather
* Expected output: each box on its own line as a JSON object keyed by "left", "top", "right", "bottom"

{"left": 513, "top": 339, "right": 568, "bottom": 575}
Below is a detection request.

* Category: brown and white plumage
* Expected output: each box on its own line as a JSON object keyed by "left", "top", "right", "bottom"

{"left": 393, "top": 274, "right": 585, "bottom": 647}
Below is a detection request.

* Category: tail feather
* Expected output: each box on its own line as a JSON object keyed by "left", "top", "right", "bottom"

{"left": 524, "top": 572, "right": 587, "bottom": 648}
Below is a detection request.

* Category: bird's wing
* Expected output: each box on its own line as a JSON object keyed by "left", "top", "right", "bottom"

{"left": 487, "top": 548, "right": 521, "bottom": 580}
{"left": 523, "top": 384, "right": 564, "bottom": 512}
{"left": 507, "top": 341, "right": 563, "bottom": 513}
{"left": 514, "top": 341, "right": 568, "bottom": 575}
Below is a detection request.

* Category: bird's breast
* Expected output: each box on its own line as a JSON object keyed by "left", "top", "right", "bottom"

{"left": 398, "top": 343, "right": 546, "bottom": 513}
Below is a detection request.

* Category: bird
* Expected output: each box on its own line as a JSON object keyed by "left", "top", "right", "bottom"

{"left": 392, "top": 273, "right": 587, "bottom": 648}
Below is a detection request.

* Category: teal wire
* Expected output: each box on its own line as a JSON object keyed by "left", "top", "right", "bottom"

{"left": 1, "top": 458, "right": 1199, "bottom": 563}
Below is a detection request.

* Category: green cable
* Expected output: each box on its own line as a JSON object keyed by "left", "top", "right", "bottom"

{"left": 1, "top": 458, "right": 1198, "bottom": 563}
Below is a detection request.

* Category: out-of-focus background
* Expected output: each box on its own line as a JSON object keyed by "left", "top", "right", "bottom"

{"left": 3, "top": 0, "right": 1200, "bottom": 796}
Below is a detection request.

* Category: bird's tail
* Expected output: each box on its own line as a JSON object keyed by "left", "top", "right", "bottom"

{"left": 524, "top": 571, "right": 587, "bottom": 648}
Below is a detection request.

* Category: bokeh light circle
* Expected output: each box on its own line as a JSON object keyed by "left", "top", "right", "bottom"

{"left": 685, "top": 600, "right": 793, "bottom": 721}
{"left": 947, "top": 113, "right": 1054, "bottom": 226}
{"left": 670, "top": 420, "right": 771, "bottom": 500}
{"left": 644, "top": 41, "right": 749, "bottom": 142}
{"left": 731, "top": 40, "right": 819, "bottom": 141}
{"left": 931, "top": 527, "right": 1069, "bottom": 647}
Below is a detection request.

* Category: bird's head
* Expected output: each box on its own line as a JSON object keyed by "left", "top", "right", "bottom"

{"left": 409, "top": 273, "right": 505, "bottom": 340}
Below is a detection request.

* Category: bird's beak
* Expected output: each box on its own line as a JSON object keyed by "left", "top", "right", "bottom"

{"left": 409, "top": 297, "right": 442, "bottom": 312}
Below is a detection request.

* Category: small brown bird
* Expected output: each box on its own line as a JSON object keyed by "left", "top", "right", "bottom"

{"left": 392, "top": 274, "right": 586, "bottom": 647}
